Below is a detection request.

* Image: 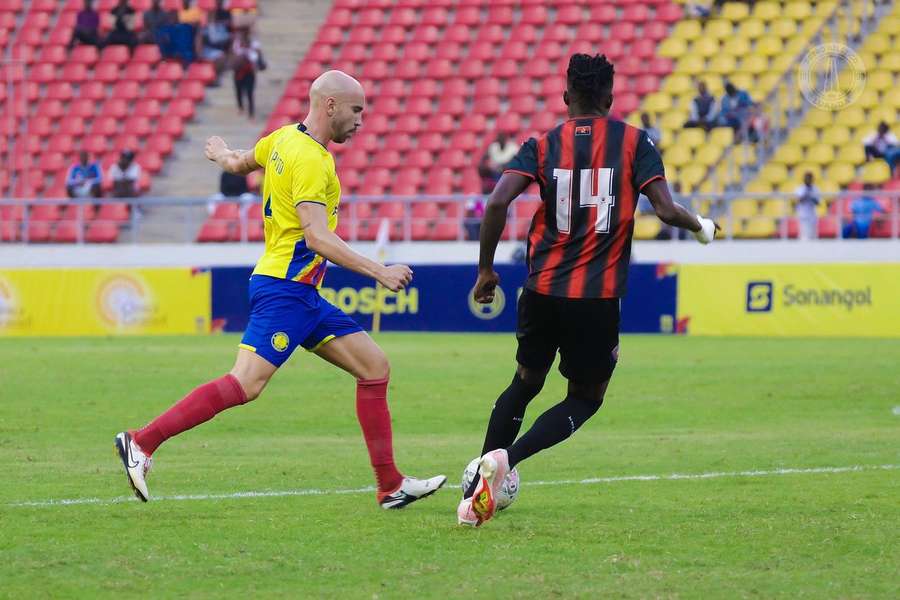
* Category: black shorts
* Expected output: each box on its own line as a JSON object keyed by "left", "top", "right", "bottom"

{"left": 515, "top": 288, "right": 620, "bottom": 384}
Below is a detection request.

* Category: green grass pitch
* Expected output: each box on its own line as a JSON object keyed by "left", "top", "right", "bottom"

{"left": 0, "top": 334, "right": 898, "bottom": 598}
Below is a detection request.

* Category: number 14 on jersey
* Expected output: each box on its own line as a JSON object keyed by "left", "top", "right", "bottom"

{"left": 553, "top": 168, "right": 616, "bottom": 235}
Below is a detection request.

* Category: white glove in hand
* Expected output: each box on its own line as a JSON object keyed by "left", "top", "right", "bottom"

{"left": 693, "top": 215, "right": 717, "bottom": 244}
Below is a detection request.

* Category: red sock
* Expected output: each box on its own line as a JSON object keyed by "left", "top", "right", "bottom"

{"left": 133, "top": 374, "right": 248, "bottom": 455}
{"left": 356, "top": 377, "right": 403, "bottom": 494}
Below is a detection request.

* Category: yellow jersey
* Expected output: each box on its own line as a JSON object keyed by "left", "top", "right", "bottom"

{"left": 251, "top": 124, "right": 341, "bottom": 287}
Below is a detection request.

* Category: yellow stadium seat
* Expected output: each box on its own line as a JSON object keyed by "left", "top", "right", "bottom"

{"left": 762, "top": 197, "right": 792, "bottom": 216}
{"left": 755, "top": 36, "right": 783, "bottom": 57}
{"left": 772, "top": 144, "right": 804, "bottom": 165}
{"left": 660, "top": 111, "right": 689, "bottom": 130}
{"left": 867, "top": 70, "right": 894, "bottom": 92}
{"left": 671, "top": 20, "right": 703, "bottom": 41}
{"left": 739, "top": 218, "right": 777, "bottom": 239}
{"left": 860, "top": 161, "right": 891, "bottom": 184}
{"left": 738, "top": 18, "right": 765, "bottom": 39}
{"left": 738, "top": 54, "right": 769, "bottom": 75}
{"left": 835, "top": 106, "right": 866, "bottom": 129}
{"left": 836, "top": 145, "right": 865, "bottom": 165}
{"left": 721, "top": 2, "right": 751, "bottom": 21}
{"left": 791, "top": 126, "right": 818, "bottom": 146}
{"left": 633, "top": 216, "right": 661, "bottom": 240}
{"left": 730, "top": 73, "right": 754, "bottom": 91}
{"left": 801, "top": 17, "right": 825, "bottom": 37}
{"left": 663, "top": 75, "right": 693, "bottom": 96}
{"left": 818, "top": 180, "right": 840, "bottom": 194}
{"left": 643, "top": 92, "right": 672, "bottom": 114}
{"left": 879, "top": 51, "right": 900, "bottom": 71}
{"left": 813, "top": 1, "right": 837, "bottom": 17}
{"left": 678, "top": 128, "right": 706, "bottom": 149}
{"left": 821, "top": 125, "right": 850, "bottom": 146}
{"left": 806, "top": 143, "right": 835, "bottom": 165}
{"left": 676, "top": 55, "right": 706, "bottom": 76}
{"left": 665, "top": 146, "right": 693, "bottom": 168}
{"left": 771, "top": 53, "right": 795, "bottom": 73}
{"left": 658, "top": 37, "right": 687, "bottom": 59}
{"left": 754, "top": 2, "right": 780, "bottom": 21}
{"left": 746, "top": 180, "right": 773, "bottom": 194}
{"left": 865, "top": 33, "right": 891, "bottom": 55}
{"left": 824, "top": 162, "right": 855, "bottom": 186}
{"left": 674, "top": 92, "right": 695, "bottom": 112}
{"left": 731, "top": 199, "right": 760, "bottom": 217}
{"left": 784, "top": 36, "right": 808, "bottom": 57}
{"left": 709, "top": 128, "right": 734, "bottom": 147}
{"left": 696, "top": 145, "right": 723, "bottom": 166}
{"left": 856, "top": 50, "right": 877, "bottom": 71}
{"left": 770, "top": 18, "right": 798, "bottom": 38}
{"left": 722, "top": 37, "right": 751, "bottom": 56}
{"left": 693, "top": 37, "right": 721, "bottom": 58}
{"left": 805, "top": 109, "right": 833, "bottom": 129}
{"left": 680, "top": 165, "right": 708, "bottom": 189}
{"left": 759, "top": 163, "right": 788, "bottom": 185}
{"left": 855, "top": 88, "right": 881, "bottom": 110}
{"left": 879, "top": 15, "right": 900, "bottom": 35}
{"left": 784, "top": 2, "right": 812, "bottom": 20}
{"left": 886, "top": 92, "right": 900, "bottom": 110}
{"left": 705, "top": 19, "right": 734, "bottom": 40}
{"left": 708, "top": 54, "right": 737, "bottom": 75}
{"left": 867, "top": 107, "right": 898, "bottom": 125}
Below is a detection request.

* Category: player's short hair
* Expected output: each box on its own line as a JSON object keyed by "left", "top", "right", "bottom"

{"left": 566, "top": 53, "right": 615, "bottom": 110}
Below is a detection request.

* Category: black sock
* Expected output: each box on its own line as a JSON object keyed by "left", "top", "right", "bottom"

{"left": 506, "top": 394, "right": 602, "bottom": 468}
{"left": 463, "top": 373, "right": 542, "bottom": 499}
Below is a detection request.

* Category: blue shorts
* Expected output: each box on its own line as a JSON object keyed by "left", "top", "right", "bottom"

{"left": 240, "top": 274, "right": 363, "bottom": 367}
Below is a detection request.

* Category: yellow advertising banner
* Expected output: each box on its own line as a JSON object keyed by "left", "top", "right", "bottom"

{"left": 0, "top": 268, "right": 211, "bottom": 336}
{"left": 677, "top": 264, "right": 900, "bottom": 337}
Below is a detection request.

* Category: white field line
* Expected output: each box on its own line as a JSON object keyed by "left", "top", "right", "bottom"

{"left": 8, "top": 464, "right": 898, "bottom": 508}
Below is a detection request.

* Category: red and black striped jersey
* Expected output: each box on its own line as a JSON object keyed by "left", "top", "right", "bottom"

{"left": 504, "top": 116, "right": 665, "bottom": 299}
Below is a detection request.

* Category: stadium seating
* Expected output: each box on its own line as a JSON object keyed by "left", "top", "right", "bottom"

{"left": 221, "top": 0, "right": 680, "bottom": 241}
{"left": 0, "top": 0, "right": 256, "bottom": 243}
{"left": 729, "top": 3, "right": 900, "bottom": 239}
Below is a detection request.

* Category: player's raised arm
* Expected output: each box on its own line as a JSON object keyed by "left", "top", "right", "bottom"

{"left": 296, "top": 201, "right": 412, "bottom": 292}
{"left": 204, "top": 135, "right": 260, "bottom": 176}
{"left": 474, "top": 171, "right": 532, "bottom": 304}
{"left": 643, "top": 179, "right": 719, "bottom": 244}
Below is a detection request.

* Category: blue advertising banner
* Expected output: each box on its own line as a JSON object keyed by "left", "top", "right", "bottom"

{"left": 211, "top": 264, "right": 678, "bottom": 334}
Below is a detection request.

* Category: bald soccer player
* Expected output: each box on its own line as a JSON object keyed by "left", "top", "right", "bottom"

{"left": 115, "top": 71, "right": 446, "bottom": 509}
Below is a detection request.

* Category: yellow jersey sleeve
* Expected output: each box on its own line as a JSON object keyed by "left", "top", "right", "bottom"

{"left": 254, "top": 130, "right": 276, "bottom": 169}
{"left": 291, "top": 154, "right": 328, "bottom": 206}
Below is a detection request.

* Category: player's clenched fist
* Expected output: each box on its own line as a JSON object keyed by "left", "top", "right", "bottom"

{"left": 473, "top": 269, "right": 500, "bottom": 304}
{"left": 205, "top": 136, "right": 227, "bottom": 162}
{"left": 378, "top": 264, "right": 413, "bottom": 292}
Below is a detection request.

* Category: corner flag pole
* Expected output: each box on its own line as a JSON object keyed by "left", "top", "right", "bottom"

{"left": 371, "top": 217, "right": 391, "bottom": 334}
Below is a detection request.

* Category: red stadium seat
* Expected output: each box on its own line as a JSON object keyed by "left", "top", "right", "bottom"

{"left": 409, "top": 79, "right": 439, "bottom": 99}
{"left": 52, "top": 221, "right": 80, "bottom": 244}
{"left": 123, "top": 64, "right": 154, "bottom": 83}
{"left": 454, "top": 6, "right": 481, "bottom": 26}
{"left": 30, "top": 63, "right": 56, "bottom": 83}
{"left": 459, "top": 114, "right": 487, "bottom": 133}
{"left": 473, "top": 96, "right": 500, "bottom": 116}
{"left": 379, "top": 25, "right": 406, "bottom": 45}
{"left": 442, "top": 78, "right": 469, "bottom": 97}
{"left": 656, "top": 4, "right": 683, "bottom": 24}
{"left": 100, "top": 46, "right": 130, "bottom": 65}
{"left": 156, "top": 61, "right": 184, "bottom": 81}
{"left": 212, "top": 202, "right": 240, "bottom": 220}
{"left": 421, "top": 6, "right": 449, "bottom": 26}
{"left": 389, "top": 8, "right": 418, "bottom": 28}
{"left": 476, "top": 24, "right": 505, "bottom": 43}
{"left": 372, "top": 151, "right": 401, "bottom": 169}
{"left": 133, "top": 44, "right": 162, "bottom": 64}
{"left": 622, "top": 5, "right": 650, "bottom": 22}
{"left": 435, "top": 42, "right": 463, "bottom": 62}
{"left": 473, "top": 78, "right": 501, "bottom": 98}
{"left": 520, "top": 5, "right": 548, "bottom": 25}
{"left": 591, "top": 4, "right": 617, "bottom": 23}
{"left": 500, "top": 41, "right": 529, "bottom": 61}
{"left": 36, "top": 99, "right": 65, "bottom": 120}
{"left": 403, "top": 42, "right": 431, "bottom": 63}
{"left": 146, "top": 81, "right": 174, "bottom": 101}
{"left": 96, "top": 203, "right": 129, "bottom": 222}
{"left": 394, "top": 60, "right": 423, "bottom": 80}
{"left": 449, "top": 131, "right": 478, "bottom": 152}
{"left": 404, "top": 151, "right": 434, "bottom": 170}
{"left": 178, "top": 81, "right": 206, "bottom": 101}
{"left": 137, "top": 151, "right": 163, "bottom": 174}
{"left": 535, "top": 41, "right": 564, "bottom": 61}
{"left": 405, "top": 97, "right": 432, "bottom": 117}
{"left": 92, "top": 116, "right": 120, "bottom": 137}
{"left": 61, "top": 203, "right": 96, "bottom": 221}
{"left": 487, "top": 5, "right": 514, "bottom": 25}
{"left": 1, "top": 222, "right": 22, "bottom": 243}
{"left": 394, "top": 115, "right": 420, "bottom": 135}
{"left": 27, "top": 221, "right": 52, "bottom": 243}
{"left": 85, "top": 222, "right": 119, "bottom": 243}
{"left": 30, "top": 204, "right": 61, "bottom": 222}
{"left": 417, "top": 132, "right": 445, "bottom": 153}
{"left": 648, "top": 57, "right": 673, "bottom": 77}
{"left": 425, "top": 113, "right": 455, "bottom": 134}
{"left": 39, "top": 45, "right": 67, "bottom": 65}
{"left": 443, "top": 25, "right": 470, "bottom": 44}
{"left": 437, "top": 95, "right": 466, "bottom": 117}
{"left": 466, "top": 41, "right": 495, "bottom": 62}
{"left": 47, "top": 82, "right": 73, "bottom": 101}
{"left": 371, "top": 43, "right": 400, "bottom": 63}
{"left": 430, "top": 221, "right": 460, "bottom": 241}
{"left": 61, "top": 63, "right": 89, "bottom": 83}
{"left": 94, "top": 62, "right": 121, "bottom": 83}
{"left": 134, "top": 99, "right": 162, "bottom": 119}
{"left": 509, "top": 95, "right": 537, "bottom": 116}
{"left": 18, "top": 28, "right": 44, "bottom": 47}
{"left": 492, "top": 60, "right": 518, "bottom": 79}
{"left": 496, "top": 113, "right": 521, "bottom": 134}
{"left": 168, "top": 98, "right": 196, "bottom": 120}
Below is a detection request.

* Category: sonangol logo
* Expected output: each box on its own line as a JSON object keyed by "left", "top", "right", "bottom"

{"left": 97, "top": 275, "right": 152, "bottom": 327}
{"left": 746, "top": 281, "right": 774, "bottom": 313}
{"left": 468, "top": 285, "right": 506, "bottom": 320}
{"left": 271, "top": 332, "right": 290, "bottom": 352}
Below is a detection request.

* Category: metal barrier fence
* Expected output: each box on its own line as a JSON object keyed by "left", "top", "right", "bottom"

{"left": 0, "top": 191, "right": 898, "bottom": 243}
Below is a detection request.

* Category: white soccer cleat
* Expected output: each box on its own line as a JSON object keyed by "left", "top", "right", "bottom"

{"left": 378, "top": 475, "right": 447, "bottom": 509}
{"left": 115, "top": 431, "right": 153, "bottom": 502}
{"left": 693, "top": 214, "right": 718, "bottom": 244}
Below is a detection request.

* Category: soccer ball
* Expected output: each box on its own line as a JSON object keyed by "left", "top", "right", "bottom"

{"left": 460, "top": 457, "right": 520, "bottom": 511}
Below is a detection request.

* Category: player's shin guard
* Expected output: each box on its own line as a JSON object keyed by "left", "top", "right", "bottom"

{"left": 356, "top": 376, "right": 403, "bottom": 495}
{"left": 132, "top": 374, "right": 248, "bottom": 455}
{"left": 505, "top": 393, "right": 602, "bottom": 468}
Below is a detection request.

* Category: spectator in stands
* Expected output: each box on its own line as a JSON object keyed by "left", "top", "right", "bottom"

{"left": 109, "top": 150, "right": 142, "bottom": 198}
{"left": 212, "top": 0, "right": 233, "bottom": 25}
{"left": 717, "top": 81, "right": 753, "bottom": 139}
{"left": 207, "top": 171, "right": 253, "bottom": 214}
{"left": 684, "top": 81, "right": 717, "bottom": 131}
{"left": 232, "top": 28, "right": 264, "bottom": 119}
{"left": 464, "top": 198, "right": 485, "bottom": 241}
{"left": 478, "top": 131, "right": 518, "bottom": 193}
{"left": 842, "top": 184, "right": 885, "bottom": 239}
{"left": 794, "top": 171, "right": 820, "bottom": 240}
{"left": 200, "top": 6, "right": 233, "bottom": 85}
{"left": 641, "top": 112, "right": 661, "bottom": 148}
{"left": 66, "top": 151, "right": 103, "bottom": 199}
{"left": 178, "top": 0, "right": 204, "bottom": 27}
{"left": 105, "top": 0, "right": 139, "bottom": 53}
{"left": 142, "top": 0, "right": 177, "bottom": 44}
{"left": 747, "top": 103, "right": 770, "bottom": 144}
{"left": 863, "top": 122, "right": 900, "bottom": 174}
{"left": 68, "top": 0, "right": 102, "bottom": 50}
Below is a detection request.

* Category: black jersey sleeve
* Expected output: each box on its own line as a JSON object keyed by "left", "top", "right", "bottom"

{"left": 503, "top": 138, "right": 539, "bottom": 180}
{"left": 632, "top": 131, "right": 666, "bottom": 191}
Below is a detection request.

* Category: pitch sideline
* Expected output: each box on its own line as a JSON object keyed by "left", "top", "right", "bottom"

{"left": 8, "top": 463, "right": 897, "bottom": 508}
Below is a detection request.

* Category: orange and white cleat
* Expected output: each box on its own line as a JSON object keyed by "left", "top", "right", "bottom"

{"left": 470, "top": 449, "right": 510, "bottom": 525}
{"left": 457, "top": 496, "right": 480, "bottom": 527}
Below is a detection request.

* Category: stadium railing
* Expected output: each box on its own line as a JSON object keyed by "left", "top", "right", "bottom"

{"left": 1, "top": 192, "right": 898, "bottom": 244}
